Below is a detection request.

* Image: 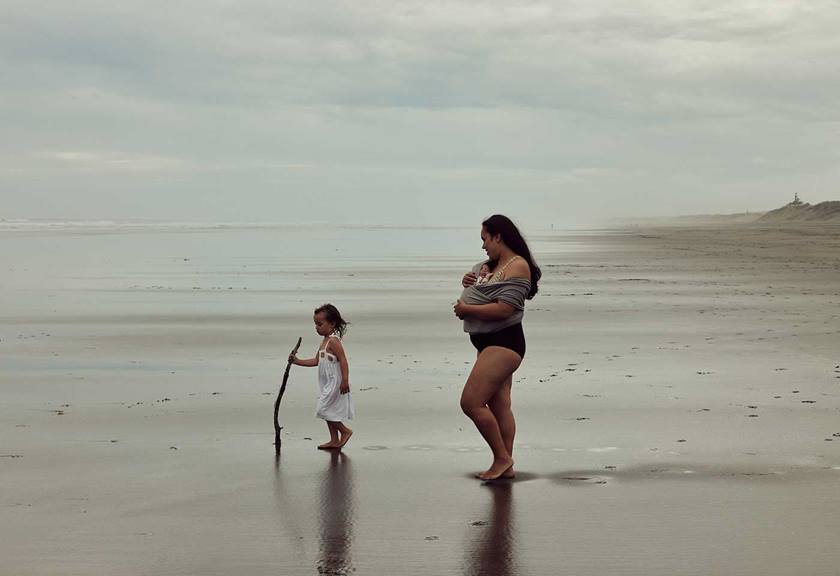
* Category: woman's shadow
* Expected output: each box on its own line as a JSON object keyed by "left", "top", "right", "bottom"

{"left": 317, "top": 451, "right": 355, "bottom": 576}
{"left": 464, "top": 482, "right": 517, "bottom": 576}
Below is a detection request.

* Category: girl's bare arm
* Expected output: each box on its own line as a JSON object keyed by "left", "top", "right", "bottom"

{"left": 329, "top": 339, "right": 351, "bottom": 394}
{"left": 289, "top": 351, "right": 319, "bottom": 367}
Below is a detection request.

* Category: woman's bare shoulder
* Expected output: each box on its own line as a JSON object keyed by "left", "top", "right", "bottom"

{"left": 506, "top": 258, "right": 531, "bottom": 280}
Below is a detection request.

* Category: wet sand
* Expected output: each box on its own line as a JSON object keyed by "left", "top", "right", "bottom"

{"left": 2, "top": 223, "right": 840, "bottom": 575}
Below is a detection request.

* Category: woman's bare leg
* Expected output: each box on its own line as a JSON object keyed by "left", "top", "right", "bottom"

{"left": 489, "top": 375, "right": 515, "bottom": 478}
{"left": 460, "top": 347, "right": 522, "bottom": 480}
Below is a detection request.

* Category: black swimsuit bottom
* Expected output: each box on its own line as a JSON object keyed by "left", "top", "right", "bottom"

{"left": 470, "top": 323, "right": 526, "bottom": 359}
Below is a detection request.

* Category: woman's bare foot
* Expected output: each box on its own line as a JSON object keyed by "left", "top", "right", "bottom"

{"left": 317, "top": 441, "right": 339, "bottom": 450}
{"left": 337, "top": 429, "right": 353, "bottom": 448}
{"left": 500, "top": 467, "right": 515, "bottom": 479}
{"left": 475, "top": 458, "right": 514, "bottom": 481}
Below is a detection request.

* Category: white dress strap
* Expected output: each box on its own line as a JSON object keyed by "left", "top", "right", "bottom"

{"left": 319, "top": 335, "right": 339, "bottom": 362}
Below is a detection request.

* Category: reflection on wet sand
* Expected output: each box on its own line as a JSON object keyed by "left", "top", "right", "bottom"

{"left": 318, "top": 451, "right": 355, "bottom": 575}
{"left": 272, "top": 454, "right": 308, "bottom": 565}
{"left": 465, "top": 482, "right": 517, "bottom": 576}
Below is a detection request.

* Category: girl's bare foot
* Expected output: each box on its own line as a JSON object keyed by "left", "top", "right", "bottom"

{"left": 475, "top": 458, "right": 514, "bottom": 481}
{"left": 337, "top": 429, "right": 353, "bottom": 448}
{"left": 318, "top": 441, "right": 338, "bottom": 450}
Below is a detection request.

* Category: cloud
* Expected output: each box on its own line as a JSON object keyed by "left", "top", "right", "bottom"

{"left": 1, "top": 0, "right": 840, "bottom": 223}
{"left": 4, "top": 0, "right": 838, "bottom": 116}
{"left": 37, "top": 149, "right": 191, "bottom": 174}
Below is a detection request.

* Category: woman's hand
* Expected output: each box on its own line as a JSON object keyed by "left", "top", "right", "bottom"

{"left": 462, "top": 272, "right": 477, "bottom": 287}
{"left": 340, "top": 381, "right": 350, "bottom": 395}
{"left": 288, "top": 353, "right": 297, "bottom": 365}
{"left": 453, "top": 298, "right": 470, "bottom": 319}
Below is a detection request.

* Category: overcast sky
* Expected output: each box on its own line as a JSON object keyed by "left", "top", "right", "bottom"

{"left": 2, "top": 1, "right": 839, "bottom": 226}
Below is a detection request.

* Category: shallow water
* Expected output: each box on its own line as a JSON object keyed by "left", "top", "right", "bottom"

{"left": 2, "top": 223, "right": 840, "bottom": 575}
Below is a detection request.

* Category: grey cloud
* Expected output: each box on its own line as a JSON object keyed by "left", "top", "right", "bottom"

{"left": 1, "top": 1, "right": 839, "bottom": 225}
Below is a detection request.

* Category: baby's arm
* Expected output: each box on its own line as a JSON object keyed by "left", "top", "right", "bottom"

{"left": 289, "top": 349, "right": 318, "bottom": 367}
{"left": 329, "top": 339, "right": 351, "bottom": 394}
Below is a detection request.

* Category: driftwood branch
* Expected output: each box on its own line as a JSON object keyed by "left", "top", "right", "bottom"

{"left": 275, "top": 337, "right": 302, "bottom": 453}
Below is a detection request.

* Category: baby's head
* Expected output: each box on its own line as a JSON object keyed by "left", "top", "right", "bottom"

{"left": 478, "top": 263, "right": 491, "bottom": 277}
{"left": 313, "top": 303, "right": 349, "bottom": 337}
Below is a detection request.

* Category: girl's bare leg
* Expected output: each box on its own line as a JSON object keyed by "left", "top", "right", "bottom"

{"left": 488, "top": 374, "right": 515, "bottom": 478}
{"left": 460, "top": 347, "right": 521, "bottom": 480}
{"left": 318, "top": 421, "right": 340, "bottom": 449}
{"left": 335, "top": 421, "right": 353, "bottom": 448}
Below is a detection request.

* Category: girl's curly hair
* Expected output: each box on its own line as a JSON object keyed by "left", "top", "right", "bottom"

{"left": 314, "top": 303, "right": 349, "bottom": 337}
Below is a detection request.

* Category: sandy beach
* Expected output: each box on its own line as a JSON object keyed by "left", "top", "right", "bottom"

{"left": 2, "top": 222, "right": 839, "bottom": 575}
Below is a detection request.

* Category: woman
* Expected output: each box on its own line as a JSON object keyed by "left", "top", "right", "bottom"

{"left": 454, "top": 215, "right": 541, "bottom": 481}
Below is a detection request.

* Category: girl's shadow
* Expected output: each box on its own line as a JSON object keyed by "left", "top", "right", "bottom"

{"left": 317, "top": 451, "right": 355, "bottom": 575}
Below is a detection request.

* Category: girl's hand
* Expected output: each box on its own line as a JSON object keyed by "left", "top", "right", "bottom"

{"left": 453, "top": 299, "right": 469, "bottom": 319}
{"left": 462, "top": 272, "right": 477, "bottom": 287}
{"left": 340, "top": 381, "right": 350, "bottom": 395}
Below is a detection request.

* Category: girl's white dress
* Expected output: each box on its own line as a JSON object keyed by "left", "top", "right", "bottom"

{"left": 316, "top": 337, "right": 355, "bottom": 422}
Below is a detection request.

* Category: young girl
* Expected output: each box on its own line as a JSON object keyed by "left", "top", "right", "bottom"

{"left": 289, "top": 304, "right": 355, "bottom": 450}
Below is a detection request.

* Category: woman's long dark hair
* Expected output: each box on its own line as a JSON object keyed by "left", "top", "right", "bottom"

{"left": 314, "top": 303, "right": 350, "bottom": 337}
{"left": 482, "top": 214, "right": 541, "bottom": 299}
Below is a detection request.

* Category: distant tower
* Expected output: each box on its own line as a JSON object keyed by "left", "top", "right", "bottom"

{"left": 791, "top": 192, "right": 803, "bottom": 206}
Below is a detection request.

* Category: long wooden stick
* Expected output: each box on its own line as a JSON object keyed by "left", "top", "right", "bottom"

{"left": 275, "top": 337, "right": 302, "bottom": 453}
